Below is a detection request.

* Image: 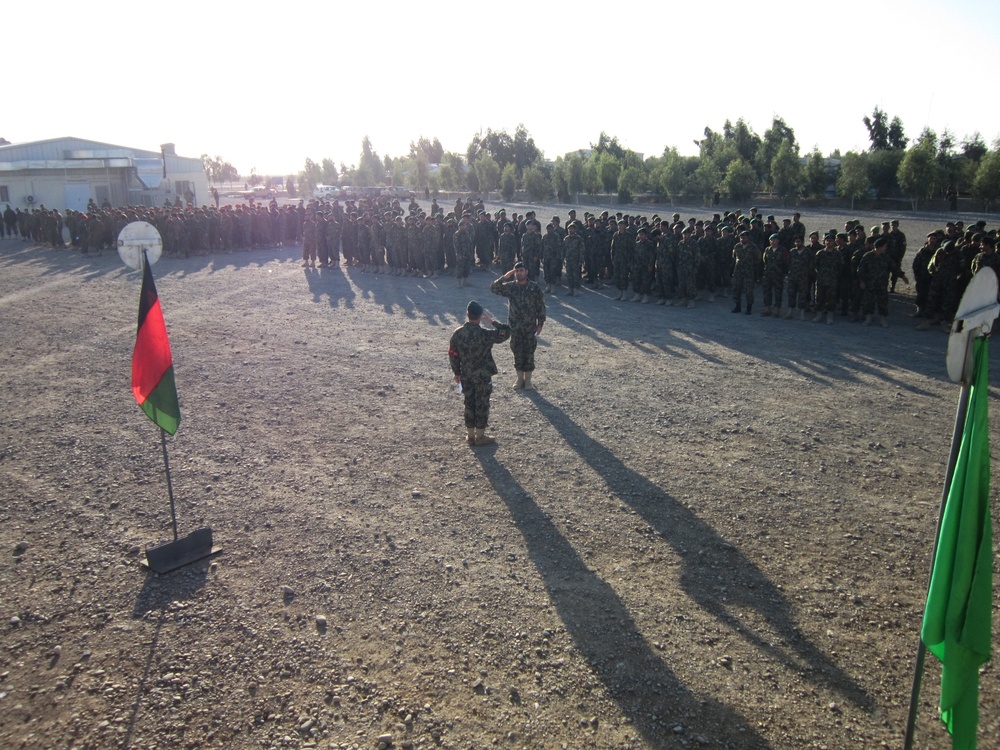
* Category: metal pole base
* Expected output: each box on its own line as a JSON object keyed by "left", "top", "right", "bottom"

{"left": 141, "top": 527, "right": 221, "bottom": 574}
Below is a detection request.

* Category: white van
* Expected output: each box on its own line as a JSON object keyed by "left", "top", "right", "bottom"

{"left": 314, "top": 185, "right": 342, "bottom": 200}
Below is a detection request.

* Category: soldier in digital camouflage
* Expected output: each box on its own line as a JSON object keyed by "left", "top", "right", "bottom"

{"left": 448, "top": 300, "right": 511, "bottom": 447}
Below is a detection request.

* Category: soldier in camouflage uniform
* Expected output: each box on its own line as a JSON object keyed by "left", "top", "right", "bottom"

{"left": 610, "top": 219, "right": 634, "bottom": 300}
{"left": 813, "top": 232, "right": 843, "bottom": 324}
{"left": 491, "top": 263, "right": 546, "bottom": 390}
{"left": 971, "top": 235, "right": 1000, "bottom": 278}
{"left": 630, "top": 226, "right": 656, "bottom": 303}
{"left": 498, "top": 222, "right": 519, "bottom": 272}
{"left": 918, "top": 239, "right": 969, "bottom": 330}
{"left": 654, "top": 222, "right": 677, "bottom": 305}
{"left": 453, "top": 216, "right": 476, "bottom": 287}
{"left": 449, "top": 300, "right": 512, "bottom": 446}
{"left": 783, "top": 235, "right": 813, "bottom": 320}
{"left": 760, "top": 233, "right": 788, "bottom": 317}
{"left": 731, "top": 231, "right": 760, "bottom": 314}
{"left": 541, "top": 223, "right": 563, "bottom": 293}
{"left": 675, "top": 227, "right": 699, "bottom": 308}
{"left": 910, "top": 231, "right": 941, "bottom": 317}
{"left": 858, "top": 236, "right": 907, "bottom": 326}
{"left": 562, "top": 222, "right": 586, "bottom": 296}
{"left": 520, "top": 219, "right": 543, "bottom": 282}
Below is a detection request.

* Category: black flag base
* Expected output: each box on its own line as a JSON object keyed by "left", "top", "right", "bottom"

{"left": 141, "top": 527, "right": 221, "bottom": 574}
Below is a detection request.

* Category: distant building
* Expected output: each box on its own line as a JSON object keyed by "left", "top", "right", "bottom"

{"left": 0, "top": 137, "right": 208, "bottom": 211}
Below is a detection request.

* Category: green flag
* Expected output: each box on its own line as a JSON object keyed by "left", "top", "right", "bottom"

{"left": 921, "top": 337, "right": 993, "bottom": 749}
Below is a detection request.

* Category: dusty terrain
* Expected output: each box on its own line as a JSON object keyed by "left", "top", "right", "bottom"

{"left": 0, "top": 201, "right": 998, "bottom": 750}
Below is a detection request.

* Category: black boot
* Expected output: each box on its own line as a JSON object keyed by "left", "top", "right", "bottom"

{"left": 745, "top": 303, "right": 752, "bottom": 315}
{"left": 732, "top": 302, "right": 741, "bottom": 313}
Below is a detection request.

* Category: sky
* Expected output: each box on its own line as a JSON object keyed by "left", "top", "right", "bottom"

{"left": 7, "top": 0, "right": 1000, "bottom": 177}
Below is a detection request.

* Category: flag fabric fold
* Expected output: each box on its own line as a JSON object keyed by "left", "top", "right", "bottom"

{"left": 921, "top": 336, "right": 993, "bottom": 749}
{"left": 131, "top": 255, "right": 180, "bottom": 435}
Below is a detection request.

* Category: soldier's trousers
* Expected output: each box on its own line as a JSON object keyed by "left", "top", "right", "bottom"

{"left": 461, "top": 379, "right": 493, "bottom": 429}
{"left": 509, "top": 328, "right": 538, "bottom": 372}
{"left": 815, "top": 282, "right": 837, "bottom": 313}
{"left": 732, "top": 273, "right": 754, "bottom": 306}
{"left": 762, "top": 275, "right": 784, "bottom": 308}
{"left": 786, "top": 277, "right": 809, "bottom": 309}
{"left": 862, "top": 287, "right": 889, "bottom": 316}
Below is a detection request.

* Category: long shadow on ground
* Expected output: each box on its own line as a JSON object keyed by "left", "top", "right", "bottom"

{"left": 476, "top": 450, "right": 772, "bottom": 749}
{"left": 525, "top": 391, "right": 874, "bottom": 713}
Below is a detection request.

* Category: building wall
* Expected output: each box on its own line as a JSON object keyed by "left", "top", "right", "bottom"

{"left": 0, "top": 138, "right": 208, "bottom": 211}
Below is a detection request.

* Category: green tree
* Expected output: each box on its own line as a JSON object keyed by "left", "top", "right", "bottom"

{"left": 582, "top": 159, "right": 600, "bottom": 197}
{"left": 299, "top": 158, "right": 322, "bottom": 195}
{"left": 474, "top": 153, "right": 500, "bottom": 196}
{"left": 837, "top": 151, "right": 870, "bottom": 210}
{"left": 409, "top": 136, "right": 444, "bottom": 164}
{"left": 686, "top": 158, "right": 721, "bottom": 206}
{"left": 500, "top": 164, "right": 517, "bottom": 201}
{"left": 551, "top": 157, "right": 570, "bottom": 202}
{"left": 864, "top": 106, "right": 908, "bottom": 151}
{"left": 655, "top": 148, "right": 688, "bottom": 203}
{"left": 617, "top": 165, "right": 644, "bottom": 204}
{"left": 321, "top": 158, "right": 339, "bottom": 185}
{"left": 973, "top": 148, "right": 1000, "bottom": 211}
{"left": 868, "top": 148, "right": 904, "bottom": 198}
{"left": 522, "top": 166, "right": 552, "bottom": 202}
{"left": 771, "top": 139, "right": 802, "bottom": 204}
{"left": 898, "top": 133, "right": 944, "bottom": 209}
{"left": 596, "top": 152, "right": 621, "bottom": 195}
{"left": 721, "top": 159, "right": 758, "bottom": 203}
{"left": 356, "top": 136, "right": 383, "bottom": 186}
{"left": 567, "top": 154, "right": 585, "bottom": 201}
{"left": 804, "top": 148, "right": 829, "bottom": 198}
{"left": 757, "top": 116, "right": 797, "bottom": 190}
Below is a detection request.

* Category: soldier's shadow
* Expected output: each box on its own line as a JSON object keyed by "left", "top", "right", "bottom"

{"left": 475, "top": 451, "right": 772, "bottom": 749}
{"left": 524, "top": 391, "right": 873, "bottom": 712}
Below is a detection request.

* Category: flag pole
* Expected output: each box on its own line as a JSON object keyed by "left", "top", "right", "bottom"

{"left": 159, "top": 426, "right": 179, "bottom": 542}
{"left": 902, "top": 382, "right": 971, "bottom": 749}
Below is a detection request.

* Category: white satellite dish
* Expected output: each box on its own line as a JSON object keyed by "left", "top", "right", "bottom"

{"left": 117, "top": 221, "right": 163, "bottom": 270}
{"left": 946, "top": 267, "right": 1000, "bottom": 384}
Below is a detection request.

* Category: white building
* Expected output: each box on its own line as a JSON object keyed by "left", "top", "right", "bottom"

{"left": 0, "top": 137, "right": 209, "bottom": 212}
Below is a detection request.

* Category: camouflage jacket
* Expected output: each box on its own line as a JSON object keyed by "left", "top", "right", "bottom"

{"left": 449, "top": 321, "right": 511, "bottom": 383}
{"left": 490, "top": 277, "right": 547, "bottom": 330}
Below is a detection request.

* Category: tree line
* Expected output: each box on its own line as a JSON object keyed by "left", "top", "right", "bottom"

{"left": 215, "top": 107, "right": 1000, "bottom": 210}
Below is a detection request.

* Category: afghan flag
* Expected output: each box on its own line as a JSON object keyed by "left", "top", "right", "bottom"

{"left": 131, "top": 254, "right": 180, "bottom": 435}
{"left": 921, "top": 336, "right": 993, "bottom": 749}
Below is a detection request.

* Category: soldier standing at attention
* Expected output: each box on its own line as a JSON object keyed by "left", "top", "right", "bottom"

{"left": 731, "top": 230, "right": 760, "bottom": 315}
{"left": 783, "top": 235, "right": 812, "bottom": 320}
{"left": 610, "top": 219, "right": 634, "bottom": 301}
{"left": 449, "top": 301, "right": 511, "bottom": 447}
{"left": 562, "top": 221, "right": 586, "bottom": 296}
{"left": 491, "top": 262, "right": 547, "bottom": 390}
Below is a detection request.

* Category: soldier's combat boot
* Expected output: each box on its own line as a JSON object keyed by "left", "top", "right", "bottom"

{"left": 657, "top": 297, "right": 666, "bottom": 306}
{"left": 522, "top": 371, "right": 533, "bottom": 391}
{"left": 879, "top": 315, "right": 888, "bottom": 328}
{"left": 798, "top": 308, "right": 805, "bottom": 321}
{"left": 782, "top": 308, "right": 793, "bottom": 319}
{"left": 745, "top": 303, "right": 752, "bottom": 315}
{"left": 686, "top": 300, "right": 695, "bottom": 309}
{"left": 762, "top": 306, "right": 771, "bottom": 317}
{"left": 641, "top": 294, "right": 650, "bottom": 304}
{"left": 466, "top": 428, "right": 476, "bottom": 446}
{"left": 474, "top": 428, "right": 496, "bottom": 447}
{"left": 826, "top": 312, "right": 834, "bottom": 325}
{"left": 813, "top": 311, "right": 823, "bottom": 323}
{"left": 862, "top": 314, "right": 872, "bottom": 326}
{"left": 732, "top": 302, "right": 742, "bottom": 313}
{"left": 631, "top": 292, "right": 641, "bottom": 302}
{"left": 513, "top": 371, "right": 525, "bottom": 390}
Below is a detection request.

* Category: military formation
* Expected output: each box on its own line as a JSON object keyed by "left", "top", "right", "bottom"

{"left": 5, "top": 195, "right": 996, "bottom": 333}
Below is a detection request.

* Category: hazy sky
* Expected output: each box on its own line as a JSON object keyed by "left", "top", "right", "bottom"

{"left": 8, "top": 0, "right": 999, "bottom": 176}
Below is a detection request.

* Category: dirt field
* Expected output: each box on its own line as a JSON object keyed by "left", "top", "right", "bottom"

{"left": 0, "top": 201, "right": 997, "bottom": 750}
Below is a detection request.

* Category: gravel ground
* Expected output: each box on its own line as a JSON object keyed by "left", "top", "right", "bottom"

{"left": 0, "top": 200, "right": 997, "bottom": 750}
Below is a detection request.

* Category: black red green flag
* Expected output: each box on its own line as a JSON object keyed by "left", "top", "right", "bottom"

{"left": 131, "top": 256, "right": 180, "bottom": 435}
